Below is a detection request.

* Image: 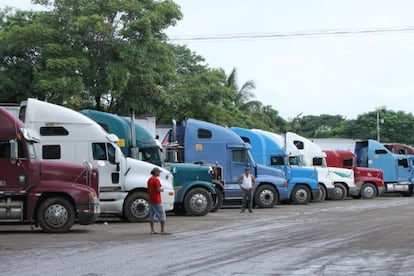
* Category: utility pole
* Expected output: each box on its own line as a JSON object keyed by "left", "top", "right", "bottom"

{"left": 377, "top": 111, "right": 380, "bottom": 142}
{"left": 376, "top": 109, "right": 385, "bottom": 142}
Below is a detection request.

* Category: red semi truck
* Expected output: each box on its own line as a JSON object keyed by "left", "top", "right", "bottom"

{"left": 0, "top": 107, "right": 100, "bottom": 233}
{"left": 324, "top": 150, "right": 385, "bottom": 199}
{"left": 383, "top": 143, "right": 414, "bottom": 155}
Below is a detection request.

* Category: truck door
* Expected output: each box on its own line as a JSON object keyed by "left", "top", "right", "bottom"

{"left": 226, "top": 148, "right": 248, "bottom": 198}
{"left": 370, "top": 149, "right": 397, "bottom": 182}
{"left": 91, "top": 142, "right": 122, "bottom": 191}
{"left": 396, "top": 157, "right": 411, "bottom": 183}
{"left": 0, "top": 140, "right": 31, "bottom": 192}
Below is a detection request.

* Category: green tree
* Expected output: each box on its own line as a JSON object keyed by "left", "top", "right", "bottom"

{"left": 226, "top": 67, "right": 262, "bottom": 112}
{"left": 0, "top": 0, "right": 182, "bottom": 113}
{"left": 297, "top": 114, "right": 346, "bottom": 138}
{"left": 156, "top": 45, "right": 244, "bottom": 125}
{"left": 341, "top": 108, "right": 414, "bottom": 144}
{"left": 0, "top": 9, "right": 46, "bottom": 102}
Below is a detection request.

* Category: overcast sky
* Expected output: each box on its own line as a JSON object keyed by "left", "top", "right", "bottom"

{"left": 4, "top": 0, "right": 414, "bottom": 120}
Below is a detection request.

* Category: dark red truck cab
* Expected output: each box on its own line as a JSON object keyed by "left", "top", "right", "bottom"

{"left": 0, "top": 107, "right": 100, "bottom": 233}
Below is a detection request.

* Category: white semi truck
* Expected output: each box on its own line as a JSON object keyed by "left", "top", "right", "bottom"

{"left": 286, "top": 132, "right": 359, "bottom": 200}
{"left": 13, "top": 98, "right": 175, "bottom": 222}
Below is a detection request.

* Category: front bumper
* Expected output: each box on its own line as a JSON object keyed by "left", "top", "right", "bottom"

{"left": 348, "top": 186, "right": 360, "bottom": 197}
{"left": 326, "top": 187, "right": 336, "bottom": 200}
{"left": 162, "top": 188, "right": 175, "bottom": 212}
{"left": 277, "top": 186, "right": 289, "bottom": 202}
{"left": 312, "top": 189, "right": 321, "bottom": 201}
{"left": 377, "top": 186, "right": 386, "bottom": 196}
{"left": 77, "top": 202, "right": 100, "bottom": 225}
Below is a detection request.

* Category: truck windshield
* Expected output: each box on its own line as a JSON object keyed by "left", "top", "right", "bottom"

{"left": 246, "top": 150, "right": 255, "bottom": 167}
{"left": 108, "top": 143, "right": 116, "bottom": 164}
{"left": 0, "top": 140, "right": 31, "bottom": 159}
{"left": 139, "top": 147, "right": 162, "bottom": 166}
{"left": 27, "top": 142, "right": 37, "bottom": 159}
{"left": 289, "top": 156, "right": 302, "bottom": 166}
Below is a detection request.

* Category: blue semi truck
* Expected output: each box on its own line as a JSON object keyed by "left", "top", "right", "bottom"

{"left": 355, "top": 139, "right": 414, "bottom": 195}
{"left": 251, "top": 129, "right": 337, "bottom": 201}
{"left": 229, "top": 127, "right": 321, "bottom": 204}
{"left": 164, "top": 118, "right": 289, "bottom": 208}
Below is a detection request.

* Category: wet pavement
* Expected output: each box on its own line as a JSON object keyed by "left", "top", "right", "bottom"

{"left": 1, "top": 196, "right": 414, "bottom": 275}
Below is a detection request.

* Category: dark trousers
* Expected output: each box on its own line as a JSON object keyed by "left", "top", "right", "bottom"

{"left": 241, "top": 189, "right": 253, "bottom": 211}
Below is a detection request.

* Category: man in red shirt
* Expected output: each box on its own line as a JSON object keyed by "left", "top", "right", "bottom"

{"left": 148, "top": 167, "right": 170, "bottom": 235}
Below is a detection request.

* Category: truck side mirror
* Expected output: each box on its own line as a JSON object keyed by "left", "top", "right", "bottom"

{"left": 10, "top": 139, "right": 18, "bottom": 164}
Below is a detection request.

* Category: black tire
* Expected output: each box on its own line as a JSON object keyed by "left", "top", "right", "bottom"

{"left": 312, "top": 184, "right": 327, "bottom": 203}
{"left": 123, "top": 192, "right": 150, "bottom": 222}
{"left": 173, "top": 204, "right": 186, "bottom": 215}
{"left": 37, "top": 197, "right": 75, "bottom": 233}
{"left": 401, "top": 186, "right": 413, "bottom": 197}
{"left": 254, "top": 184, "right": 277, "bottom": 208}
{"left": 210, "top": 187, "right": 224, "bottom": 212}
{"left": 333, "top": 183, "right": 347, "bottom": 200}
{"left": 291, "top": 184, "right": 311, "bottom": 204}
{"left": 360, "top": 183, "right": 377, "bottom": 199}
{"left": 184, "top": 188, "right": 212, "bottom": 216}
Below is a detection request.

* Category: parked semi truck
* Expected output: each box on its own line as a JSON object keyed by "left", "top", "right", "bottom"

{"left": 249, "top": 129, "right": 336, "bottom": 201}
{"left": 164, "top": 118, "right": 289, "bottom": 208}
{"left": 324, "top": 150, "right": 385, "bottom": 199}
{"left": 80, "top": 109, "right": 222, "bottom": 215}
{"left": 383, "top": 143, "right": 414, "bottom": 155}
{"left": 286, "top": 132, "right": 359, "bottom": 200}
{"left": 0, "top": 107, "right": 100, "bottom": 233}
{"left": 355, "top": 140, "right": 414, "bottom": 195}
{"left": 80, "top": 109, "right": 163, "bottom": 166}
{"left": 230, "top": 127, "right": 320, "bottom": 204}
{"left": 12, "top": 98, "right": 175, "bottom": 222}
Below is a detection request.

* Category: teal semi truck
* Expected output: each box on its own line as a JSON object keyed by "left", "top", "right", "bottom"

{"left": 80, "top": 109, "right": 223, "bottom": 215}
{"left": 80, "top": 110, "right": 163, "bottom": 166}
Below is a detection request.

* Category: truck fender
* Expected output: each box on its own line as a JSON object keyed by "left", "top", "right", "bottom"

{"left": 30, "top": 192, "right": 76, "bottom": 222}
{"left": 212, "top": 180, "right": 225, "bottom": 192}
{"left": 289, "top": 177, "right": 319, "bottom": 189}
{"left": 175, "top": 181, "right": 216, "bottom": 202}
{"left": 255, "top": 175, "right": 285, "bottom": 187}
{"left": 356, "top": 177, "right": 384, "bottom": 187}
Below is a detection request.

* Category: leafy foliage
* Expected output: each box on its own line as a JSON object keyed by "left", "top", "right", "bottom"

{"left": 1, "top": 2, "right": 414, "bottom": 144}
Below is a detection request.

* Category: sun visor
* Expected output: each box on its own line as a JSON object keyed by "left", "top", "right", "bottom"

{"left": 226, "top": 143, "right": 251, "bottom": 149}
{"left": 106, "top": 133, "right": 120, "bottom": 143}
{"left": 21, "top": 128, "right": 41, "bottom": 143}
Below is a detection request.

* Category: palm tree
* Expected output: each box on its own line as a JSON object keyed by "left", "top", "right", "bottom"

{"left": 226, "top": 67, "right": 262, "bottom": 112}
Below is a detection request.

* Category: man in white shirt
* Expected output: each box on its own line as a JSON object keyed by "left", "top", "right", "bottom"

{"left": 238, "top": 167, "right": 256, "bottom": 213}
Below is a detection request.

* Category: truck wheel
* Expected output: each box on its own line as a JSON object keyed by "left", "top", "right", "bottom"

{"left": 37, "top": 197, "right": 75, "bottom": 233}
{"left": 401, "top": 186, "right": 413, "bottom": 197}
{"left": 361, "top": 183, "right": 377, "bottom": 199}
{"left": 254, "top": 184, "right": 277, "bottom": 208}
{"left": 210, "top": 187, "right": 224, "bottom": 212}
{"left": 184, "top": 188, "right": 212, "bottom": 216}
{"left": 292, "top": 185, "right": 311, "bottom": 204}
{"left": 333, "top": 183, "right": 347, "bottom": 200}
{"left": 312, "top": 184, "right": 326, "bottom": 203}
{"left": 124, "top": 192, "right": 149, "bottom": 222}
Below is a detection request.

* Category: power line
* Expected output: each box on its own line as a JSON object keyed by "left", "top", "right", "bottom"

{"left": 168, "top": 26, "right": 414, "bottom": 42}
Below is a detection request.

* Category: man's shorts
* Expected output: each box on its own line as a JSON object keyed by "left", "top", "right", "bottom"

{"left": 149, "top": 204, "right": 166, "bottom": 222}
